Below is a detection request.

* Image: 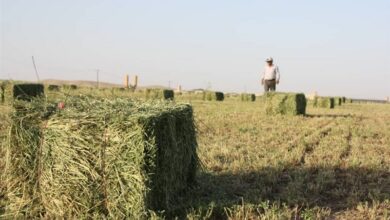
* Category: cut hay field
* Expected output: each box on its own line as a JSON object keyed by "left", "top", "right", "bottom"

{"left": 1, "top": 93, "right": 390, "bottom": 219}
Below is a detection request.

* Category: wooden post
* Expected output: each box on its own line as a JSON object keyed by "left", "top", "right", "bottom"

{"left": 124, "top": 74, "right": 129, "bottom": 88}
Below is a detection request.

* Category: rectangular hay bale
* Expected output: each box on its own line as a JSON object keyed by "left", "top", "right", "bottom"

{"left": 13, "top": 83, "right": 44, "bottom": 101}
{"left": 313, "top": 97, "right": 335, "bottom": 108}
{"left": 205, "top": 91, "right": 224, "bottom": 101}
{"left": 145, "top": 89, "right": 174, "bottom": 100}
{"left": 6, "top": 97, "right": 198, "bottom": 218}
{"left": 240, "top": 93, "right": 256, "bottom": 102}
{"left": 47, "top": 85, "right": 60, "bottom": 91}
{"left": 264, "top": 92, "right": 306, "bottom": 115}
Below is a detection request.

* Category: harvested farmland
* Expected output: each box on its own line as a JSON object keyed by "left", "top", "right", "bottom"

{"left": 264, "top": 92, "right": 306, "bottom": 115}
{"left": 5, "top": 97, "right": 198, "bottom": 218}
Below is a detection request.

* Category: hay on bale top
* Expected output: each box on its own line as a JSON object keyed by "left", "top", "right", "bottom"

{"left": 264, "top": 92, "right": 306, "bottom": 115}
{"left": 6, "top": 96, "right": 198, "bottom": 218}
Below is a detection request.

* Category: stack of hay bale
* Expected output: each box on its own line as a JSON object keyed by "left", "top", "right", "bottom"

{"left": 264, "top": 92, "right": 306, "bottom": 115}
{"left": 205, "top": 91, "right": 224, "bottom": 101}
{"left": 313, "top": 96, "right": 335, "bottom": 109}
{"left": 240, "top": 93, "right": 256, "bottom": 102}
{"left": 145, "top": 89, "right": 174, "bottom": 100}
{"left": 5, "top": 96, "right": 198, "bottom": 218}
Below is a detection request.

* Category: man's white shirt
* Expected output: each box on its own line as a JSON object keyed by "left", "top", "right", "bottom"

{"left": 262, "top": 65, "right": 280, "bottom": 81}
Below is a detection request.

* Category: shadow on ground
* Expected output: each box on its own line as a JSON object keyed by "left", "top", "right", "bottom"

{"left": 171, "top": 165, "right": 390, "bottom": 218}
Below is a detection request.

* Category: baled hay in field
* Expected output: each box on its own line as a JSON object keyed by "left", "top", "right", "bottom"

{"left": 335, "top": 97, "right": 342, "bottom": 106}
{"left": 205, "top": 91, "right": 224, "bottom": 101}
{"left": 145, "top": 89, "right": 174, "bottom": 100}
{"left": 13, "top": 83, "right": 44, "bottom": 101}
{"left": 314, "top": 97, "right": 335, "bottom": 109}
{"left": 62, "top": 84, "right": 78, "bottom": 90}
{"left": 264, "top": 92, "right": 306, "bottom": 115}
{"left": 47, "top": 85, "right": 60, "bottom": 91}
{"left": 5, "top": 97, "right": 198, "bottom": 218}
{"left": 240, "top": 93, "right": 256, "bottom": 102}
{"left": 342, "top": 96, "right": 346, "bottom": 103}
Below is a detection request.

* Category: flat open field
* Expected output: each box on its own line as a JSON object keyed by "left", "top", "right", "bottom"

{"left": 1, "top": 97, "right": 390, "bottom": 219}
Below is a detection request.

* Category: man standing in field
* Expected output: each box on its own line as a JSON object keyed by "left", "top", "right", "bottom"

{"left": 261, "top": 57, "right": 280, "bottom": 92}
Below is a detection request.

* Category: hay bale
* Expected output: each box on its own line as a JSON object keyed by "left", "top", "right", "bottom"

{"left": 205, "top": 91, "right": 224, "bottom": 101}
{"left": 47, "top": 85, "right": 60, "bottom": 91}
{"left": 0, "top": 84, "right": 4, "bottom": 103}
{"left": 13, "top": 83, "right": 44, "bottom": 101}
{"left": 335, "top": 97, "right": 342, "bottom": 106}
{"left": 264, "top": 92, "right": 306, "bottom": 115}
{"left": 240, "top": 93, "right": 256, "bottom": 102}
{"left": 145, "top": 89, "right": 174, "bottom": 100}
{"left": 6, "top": 97, "right": 198, "bottom": 218}
{"left": 342, "top": 96, "right": 346, "bottom": 103}
{"left": 62, "top": 84, "right": 78, "bottom": 90}
{"left": 314, "top": 97, "right": 335, "bottom": 108}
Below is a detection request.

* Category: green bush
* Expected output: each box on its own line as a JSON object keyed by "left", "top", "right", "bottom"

{"left": 13, "top": 83, "right": 44, "bottom": 101}
{"left": 6, "top": 97, "right": 198, "bottom": 218}
{"left": 264, "top": 92, "right": 306, "bottom": 115}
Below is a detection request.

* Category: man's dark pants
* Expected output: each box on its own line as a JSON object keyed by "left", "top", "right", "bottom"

{"left": 264, "top": 79, "right": 276, "bottom": 92}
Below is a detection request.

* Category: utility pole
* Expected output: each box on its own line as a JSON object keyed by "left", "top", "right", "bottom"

{"left": 31, "top": 56, "right": 40, "bottom": 82}
{"left": 96, "top": 69, "right": 100, "bottom": 88}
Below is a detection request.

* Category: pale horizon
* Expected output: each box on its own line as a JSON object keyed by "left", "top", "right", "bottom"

{"left": 1, "top": 1, "right": 389, "bottom": 99}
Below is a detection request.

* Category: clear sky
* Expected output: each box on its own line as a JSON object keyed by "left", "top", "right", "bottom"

{"left": 1, "top": 0, "right": 389, "bottom": 99}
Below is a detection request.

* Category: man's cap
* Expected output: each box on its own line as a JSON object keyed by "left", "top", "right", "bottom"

{"left": 266, "top": 57, "right": 273, "bottom": 62}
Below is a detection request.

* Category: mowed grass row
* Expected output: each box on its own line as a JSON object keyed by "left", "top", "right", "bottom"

{"left": 184, "top": 101, "right": 390, "bottom": 219}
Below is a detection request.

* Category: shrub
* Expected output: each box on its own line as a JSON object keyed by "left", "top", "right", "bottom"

{"left": 264, "top": 92, "right": 306, "bottom": 115}
{"left": 6, "top": 97, "right": 198, "bottom": 218}
{"left": 13, "top": 83, "right": 44, "bottom": 101}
